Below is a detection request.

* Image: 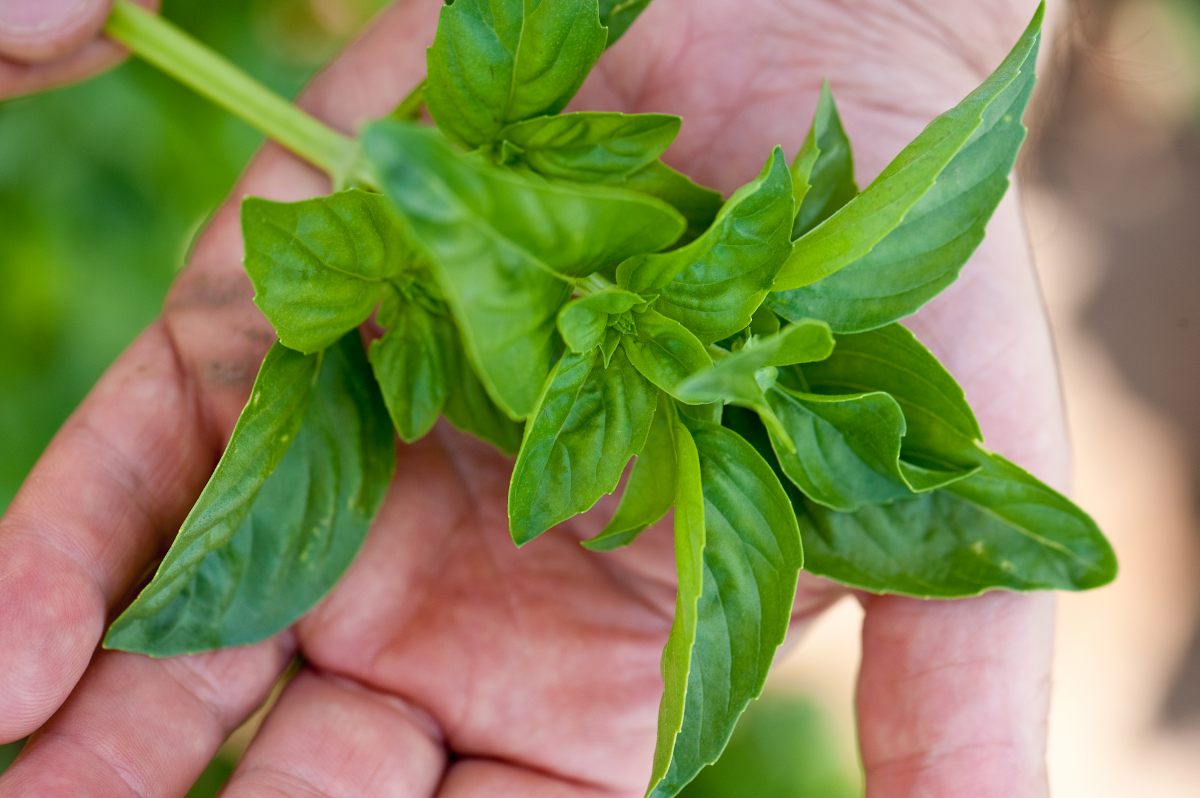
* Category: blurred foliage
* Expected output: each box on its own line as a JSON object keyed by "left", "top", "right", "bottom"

{"left": 679, "top": 694, "right": 861, "bottom": 798}
{"left": 0, "top": 741, "right": 20, "bottom": 771}
{"left": 0, "top": 0, "right": 383, "bottom": 512}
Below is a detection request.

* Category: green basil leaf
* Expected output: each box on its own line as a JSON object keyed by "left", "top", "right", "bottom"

{"left": 104, "top": 334, "right": 395, "bottom": 656}
{"left": 600, "top": 326, "right": 623, "bottom": 367}
{"left": 440, "top": 318, "right": 525, "bottom": 455}
{"left": 365, "top": 121, "right": 684, "bottom": 417}
{"left": 500, "top": 112, "right": 680, "bottom": 180}
{"left": 771, "top": 5, "right": 1044, "bottom": 332}
{"left": 796, "top": 449, "right": 1117, "bottom": 596}
{"left": 618, "top": 148, "right": 794, "bottom": 343}
{"left": 728, "top": 406, "right": 1114, "bottom": 596}
{"left": 599, "top": 0, "right": 654, "bottom": 45}
{"left": 648, "top": 418, "right": 803, "bottom": 797}
{"left": 790, "top": 82, "right": 857, "bottom": 238}
{"left": 242, "top": 190, "right": 410, "bottom": 354}
{"left": 583, "top": 394, "right": 678, "bottom": 551}
{"left": 646, "top": 413, "right": 704, "bottom": 797}
{"left": 368, "top": 293, "right": 448, "bottom": 443}
{"left": 791, "top": 323, "right": 981, "bottom": 484}
{"left": 623, "top": 308, "right": 712, "bottom": 398}
{"left": 508, "top": 347, "right": 657, "bottom": 544}
{"left": 766, "top": 388, "right": 914, "bottom": 511}
{"left": 675, "top": 321, "right": 835, "bottom": 428}
{"left": 426, "top": 0, "right": 607, "bottom": 147}
{"left": 558, "top": 287, "right": 646, "bottom": 354}
{"left": 615, "top": 161, "right": 724, "bottom": 243}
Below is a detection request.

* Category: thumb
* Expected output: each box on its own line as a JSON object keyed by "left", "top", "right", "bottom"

{"left": 0, "top": 0, "right": 112, "bottom": 63}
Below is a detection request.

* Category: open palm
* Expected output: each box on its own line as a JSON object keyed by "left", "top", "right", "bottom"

{"left": 0, "top": 1, "right": 1060, "bottom": 796}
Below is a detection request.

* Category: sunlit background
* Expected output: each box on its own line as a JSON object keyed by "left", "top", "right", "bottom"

{"left": 2, "top": 0, "right": 1198, "bottom": 794}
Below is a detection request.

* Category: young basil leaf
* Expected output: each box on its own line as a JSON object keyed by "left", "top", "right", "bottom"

{"left": 790, "top": 82, "right": 858, "bottom": 239}
{"left": 648, "top": 418, "right": 803, "bottom": 797}
{"left": 583, "top": 394, "right": 678, "bottom": 551}
{"left": 500, "top": 112, "right": 680, "bottom": 180}
{"left": 440, "top": 318, "right": 525, "bottom": 455}
{"left": 104, "top": 334, "right": 395, "bottom": 656}
{"left": 766, "top": 388, "right": 915, "bottom": 511}
{"left": 508, "top": 347, "right": 657, "bottom": 544}
{"left": 791, "top": 323, "right": 981, "bottom": 486}
{"left": 242, "top": 190, "right": 411, "bottom": 354}
{"left": 623, "top": 308, "right": 712, "bottom": 398}
{"left": 600, "top": 326, "right": 623, "bottom": 367}
{"left": 674, "top": 320, "right": 835, "bottom": 432}
{"left": 618, "top": 148, "right": 794, "bottom": 343}
{"left": 615, "top": 161, "right": 724, "bottom": 243}
{"left": 646, "top": 413, "right": 704, "bottom": 797}
{"left": 771, "top": 5, "right": 1044, "bottom": 333}
{"left": 599, "top": 0, "right": 654, "bottom": 45}
{"left": 368, "top": 290, "right": 448, "bottom": 443}
{"left": 426, "top": 0, "right": 607, "bottom": 147}
{"left": 558, "top": 287, "right": 646, "bottom": 354}
{"left": 364, "top": 121, "right": 685, "bottom": 417}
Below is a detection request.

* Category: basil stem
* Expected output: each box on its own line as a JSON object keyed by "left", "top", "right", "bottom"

{"left": 104, "top": 0, "right": 366, "bottom": 186}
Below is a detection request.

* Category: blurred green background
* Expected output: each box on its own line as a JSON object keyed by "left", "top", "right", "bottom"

{"left": 0, "top": 0, "right": 387, "bottom": 512}
{"left": 0, "top": 0, "right": 860, "bottom": 793}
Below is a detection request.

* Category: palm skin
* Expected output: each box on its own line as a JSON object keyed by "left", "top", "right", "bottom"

{"left": 0, "top": 0, "right": 1063, "bottom": 796}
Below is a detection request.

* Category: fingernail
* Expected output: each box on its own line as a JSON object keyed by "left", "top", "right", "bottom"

{"left": 0, "top": 0, "right": 89, "bottom": 35}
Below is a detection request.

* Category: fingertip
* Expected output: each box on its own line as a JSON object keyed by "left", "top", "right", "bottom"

{"left": 857, "top": 592, "right": 1055, "bottom": 798}
{"left": 0, "top": 0, "right": 113, "bottom": 64}
{"left": 0, "top": 534, "right": 105, "bottom": 742}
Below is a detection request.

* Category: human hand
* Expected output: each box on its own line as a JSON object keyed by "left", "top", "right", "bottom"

{"left": 0, "top": 0, "right": 156, "bottom": 99}
{"left": 0, "top": 1, "right": 1061, "bottom": 796}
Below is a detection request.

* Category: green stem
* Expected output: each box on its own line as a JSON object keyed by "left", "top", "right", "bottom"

{"left": 103, "top": 0, "right": 360, "bottom": 185}
{"left": 391, "top": 79, "right": 428, "bottom": 121}
{"left": 578, "top": 273, "right": 618, "bottom": 295}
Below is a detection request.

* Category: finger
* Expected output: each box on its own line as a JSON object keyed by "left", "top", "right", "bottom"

{"left": 0, "top": 0, "right": 110, "bottom": 63}
{"left": 0, "top": 637, "right": 290, "bottom": 796}
{"left": 0, "top": 1, "right": 158, "bottom": 99}
{"left": 220, "top": 670, "right": 445, "bottom": 798}
{"left": 0, "top": 0, "right": 444, "bottom": 743}
{"left": 856, "top": 592, "right": 1055, "bottom": 798}
{"left": 0, "top": 322, "right": 216, "bottom": 742}
{"left": 438, "top": 760, "right": 614, "bottom": 798}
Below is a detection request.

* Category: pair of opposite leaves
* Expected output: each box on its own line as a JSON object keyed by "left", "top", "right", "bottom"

{"left": 103, "top": 3, "right": 1115, "bottom": 797}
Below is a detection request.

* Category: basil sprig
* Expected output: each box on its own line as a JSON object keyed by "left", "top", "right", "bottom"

{"left": 105, "top": 3, "right": 1113, "bottom": 796}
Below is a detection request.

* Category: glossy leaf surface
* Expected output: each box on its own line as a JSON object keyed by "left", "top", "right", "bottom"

{"left": 427, "top": 0, "right": 607, "bottom": 146}
{"left": 105, "top": 335, "right": 395, "bottom": 655}
{"left": 771, "top": 7, "right": 1044, "bottom": 333}
{"left": 766, "top": 388, "right": 914, "bottom": 511}
{"left": 500, "top": 112, "right": 679, "bottom": 180}
{"left": 365, "top": 121, "right": 684, "bottom": 417}
{"left": 790, "top": 83, "right": 857, "bottom": 238}
{"left": 675, "top": 321, "right": 835, "bottom": 429}
{"left": 618, "top": 148, "right": 794, "bottom": 342}
{"left": 648, "top": 419, "right": 803, "bottom": 797}
{"left": 583, "top": 395, "right": 678, "bottom": 551}
{"left": 242, "top": 190, "right": 410, "bottom": 354}
{"left": 794, "top": 449, "right": 1118, "bottom": 596}
{"left": 508, "top": 347, "right": 657, "bottom": 544}
{"left": 793, "top": 323, "right": 981, "bottom": 482}
{"left": 623, "top": 308, "right": 712, "bottom": 398}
